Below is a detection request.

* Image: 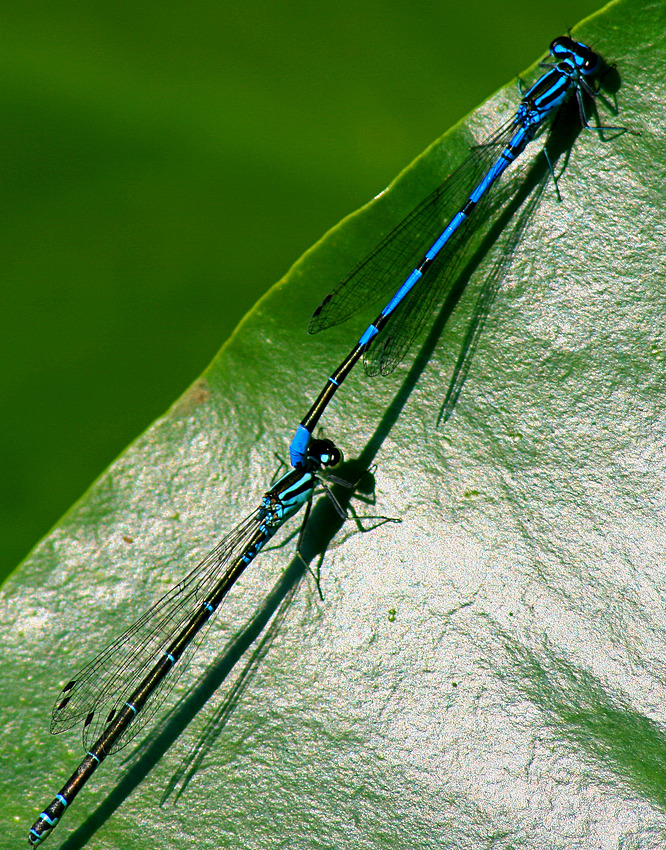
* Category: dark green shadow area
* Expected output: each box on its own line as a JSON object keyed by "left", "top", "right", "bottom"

{"left": 494, "top": 628, "right": 666, "bottom": 809}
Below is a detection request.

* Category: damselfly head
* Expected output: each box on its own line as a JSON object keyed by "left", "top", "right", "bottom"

{"left": 550, "top": 36, "right": 599, "bottom": 75}
{"left": 308, "top": 438, "right": 342, "bottom": 469}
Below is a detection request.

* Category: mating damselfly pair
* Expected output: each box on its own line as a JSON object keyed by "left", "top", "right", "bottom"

{"left": 28, "top": 34, "right": 628, "bottom": 846}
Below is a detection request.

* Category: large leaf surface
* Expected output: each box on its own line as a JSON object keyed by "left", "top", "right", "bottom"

{"left": 3, "top": 0, "right": 666, "bottom": 846}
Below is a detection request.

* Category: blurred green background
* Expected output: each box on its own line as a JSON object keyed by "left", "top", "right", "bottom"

{"left": 0, "top": 0, "right": 605, "bottom": 583}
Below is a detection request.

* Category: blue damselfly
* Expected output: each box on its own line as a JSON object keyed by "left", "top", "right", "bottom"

{"left": 290, "top": 36, "right": 625, "bottom": 466}
{"left": 28, "top": 439, "right": 343, "bottom": 846}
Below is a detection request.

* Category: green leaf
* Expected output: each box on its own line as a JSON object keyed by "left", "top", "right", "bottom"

{"left": 4, "top": 0, "right": 665, "bottom": 847}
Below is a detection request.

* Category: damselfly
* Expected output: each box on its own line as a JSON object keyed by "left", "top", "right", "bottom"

{"left": 290, "top": 36, "right": 624, "bottom": 467}
{"left": 28, "top": 438, "right": 343, "bottom": 846}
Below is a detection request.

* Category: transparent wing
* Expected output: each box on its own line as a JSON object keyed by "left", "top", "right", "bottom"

{"left": 363, "top": 192, "right": 487, "bottom": 376}
{"left": 308, "top": 119, "right": 516, "bottom": 336}
{"left": 363, "top": 136, "right": 528, "bottom": 376}
{"left": 438, "top": 173, "right": 549, "bottom": 422}
{"left": 51, "top": 508, "right": 265, "bottom": 753}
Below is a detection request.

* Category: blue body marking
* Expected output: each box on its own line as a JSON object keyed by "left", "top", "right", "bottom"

{"left": 289, "top": 424, "right": 312, "bottom": 467}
